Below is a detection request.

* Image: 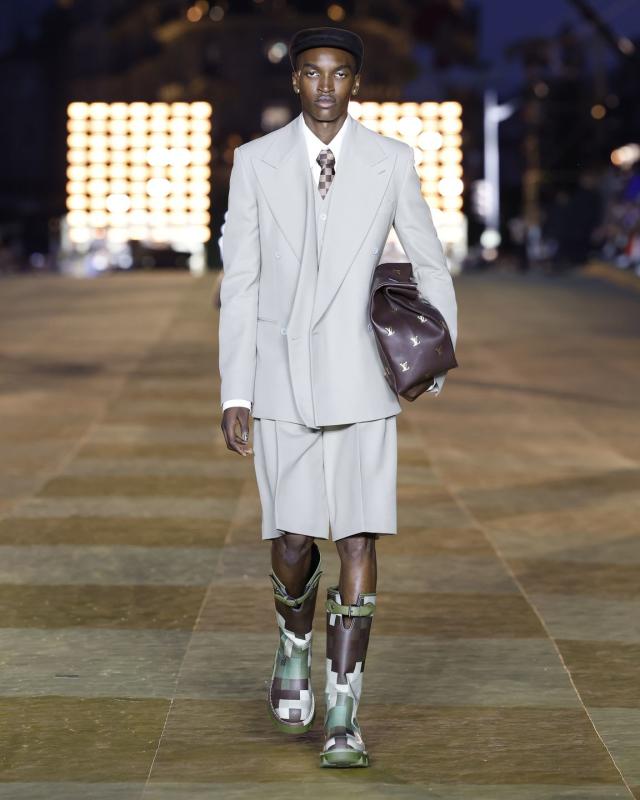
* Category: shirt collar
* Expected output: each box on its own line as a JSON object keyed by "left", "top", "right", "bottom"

{"left": 299, "top": 111, "right": 351, "bottom": 168}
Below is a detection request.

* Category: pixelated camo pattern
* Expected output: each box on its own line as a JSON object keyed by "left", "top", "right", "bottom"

{"left": 269, "top": 610, "right": 315, "bottom": 726}
{"left": 322, "top": 586, "right": 376, "bottom": 758}
{"left": 316, "top": 148, "right": 335, "bottom": 199}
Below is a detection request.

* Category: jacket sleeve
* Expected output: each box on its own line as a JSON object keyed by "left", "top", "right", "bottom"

{"left": 392, "top": 144, "right": 458, "bottom": 396}
{"left": 218, "top": 146, "right": 260, "bottom": 406}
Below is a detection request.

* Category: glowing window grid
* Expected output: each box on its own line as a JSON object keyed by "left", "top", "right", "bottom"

{"left": 66, "top": 101, "right": 212, "bottom": 245}
{"left": 349, "top": 100, "right": 464, "bottom": 242}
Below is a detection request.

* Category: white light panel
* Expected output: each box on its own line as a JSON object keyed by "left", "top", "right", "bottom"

{"left": 66, "top": 101, "right": 213, "bottom": 246}
{"left": 349, "top": 100, "right": 465, "bottom": 246}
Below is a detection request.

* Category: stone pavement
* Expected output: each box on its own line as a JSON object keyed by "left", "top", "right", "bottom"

{"left": 0, "top": 269, "right": 638, "bottom": 799}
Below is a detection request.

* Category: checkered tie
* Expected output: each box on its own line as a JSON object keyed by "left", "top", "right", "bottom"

{"left": 316, "top": 148, "right": 335, "bottom": 199}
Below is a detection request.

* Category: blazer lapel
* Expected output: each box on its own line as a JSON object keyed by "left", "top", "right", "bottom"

{"left": 311, "top": 118, "right": 394, "bottom": 328}
{"left": 252, "top": 115, "right": 308, "bottom": 263}
{"left": 251, "top": 113, "right": 396, "bottom": 332}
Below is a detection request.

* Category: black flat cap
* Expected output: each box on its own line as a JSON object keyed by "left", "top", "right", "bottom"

{"left": 289, "top": 27, "right": 364, "bottom": 73}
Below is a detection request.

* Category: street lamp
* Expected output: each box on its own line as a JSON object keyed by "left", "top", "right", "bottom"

{"left": 481, "top": 88, "right": 516, "bottom": 255}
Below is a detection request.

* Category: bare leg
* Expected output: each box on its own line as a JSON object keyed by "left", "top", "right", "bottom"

{"left": 268, "top": 531, "right": 322, "bottom": 734}
{"left": 335, "top": 532, "right": 377, "bottom": 628}
{"left": 271, "top": 531, "right": 315, "bottom": 596}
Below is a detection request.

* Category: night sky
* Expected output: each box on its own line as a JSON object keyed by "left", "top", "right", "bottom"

{"left": 481, "top": 0, "right": 640, "bottom": 91}
{"left": 2, "top": 0, "right": 639, "bottom": 83}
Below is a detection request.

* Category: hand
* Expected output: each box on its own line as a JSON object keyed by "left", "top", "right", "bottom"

{"left": 221, "top": 406, "right": 253, "bottom": 456}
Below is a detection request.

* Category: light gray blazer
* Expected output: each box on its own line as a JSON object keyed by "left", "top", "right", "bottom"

{"left": 218, "top": 111, "right": 458, "bottom": 427}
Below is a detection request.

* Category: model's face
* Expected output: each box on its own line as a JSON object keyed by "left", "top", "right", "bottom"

{"left": 292, "top": 47, "right": 359, "bottom": 121}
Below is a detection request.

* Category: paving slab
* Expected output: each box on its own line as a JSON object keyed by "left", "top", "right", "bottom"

{"left": 0, "top": 270, "right": 638, "bottom": 797}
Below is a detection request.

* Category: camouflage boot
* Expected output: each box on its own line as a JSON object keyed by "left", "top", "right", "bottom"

{"left": 320, "top": 585, "right": 377, "bottom": 767}
{"left": 267, "top": 541, "right": 323, "bottom": 734}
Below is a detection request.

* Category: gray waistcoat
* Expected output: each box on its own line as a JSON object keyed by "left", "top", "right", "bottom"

{"left": 289, "top": 156, "right": 337, "bottom": 426}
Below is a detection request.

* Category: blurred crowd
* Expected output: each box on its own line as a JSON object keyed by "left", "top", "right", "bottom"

{"left": 593, "top": 164, "right": 640, "bottom": 274}
{"left": 495, "top": 162, "right": 640, "bottom": 277}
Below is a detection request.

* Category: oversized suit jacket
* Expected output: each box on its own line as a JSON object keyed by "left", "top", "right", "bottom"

{"left": 218, "top": 111, "right": 458, "bottom": 427}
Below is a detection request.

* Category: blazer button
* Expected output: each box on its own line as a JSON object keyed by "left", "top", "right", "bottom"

{"left": 372, "top": 247, "right": 379, "bottom": 254}
{"left": 367, "top": 322, "right": 372, "bottom": 331}
{"left": 280, "top": 327, "right": 287, "bottom": 335}
{"left": 275, "top": 252, "right": 281, "bottom": 259}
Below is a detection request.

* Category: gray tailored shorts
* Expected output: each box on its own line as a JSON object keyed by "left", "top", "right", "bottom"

{"left": 252, "top": 415, "right": 398, "bottom": 541}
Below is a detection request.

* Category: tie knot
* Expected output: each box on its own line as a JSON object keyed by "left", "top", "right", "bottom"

{"left": 316, "top": 148, "right": 335, "bottom": 168}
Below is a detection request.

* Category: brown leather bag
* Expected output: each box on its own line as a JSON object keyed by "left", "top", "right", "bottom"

{"left": 368, "top": 262, "right": 458, "bottom": 401}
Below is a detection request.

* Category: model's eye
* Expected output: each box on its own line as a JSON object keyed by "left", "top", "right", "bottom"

{"left": 305, "top": 70, "right": 318, "bottom": 77}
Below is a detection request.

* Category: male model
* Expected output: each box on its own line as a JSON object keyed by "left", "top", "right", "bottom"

{"left": 219, "top": 26, "right": 458, "bottom": 768}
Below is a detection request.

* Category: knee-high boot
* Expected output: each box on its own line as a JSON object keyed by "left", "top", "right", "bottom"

{"left": 320, "top": 585, "right": 376, "bottom": 767}
{"left": 267, "top": 541, "right": 323, "bottom": 733}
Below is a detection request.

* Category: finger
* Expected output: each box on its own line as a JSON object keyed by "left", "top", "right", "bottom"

{"left": 221, "top": 410, "right": 253, "bottom": 456}
{"left": 233, "top": 413, "right": 251, "bottom": 453}
{"left": 232, "top": 430, "right": 252, "bottom": 454}
{"left": 223, "top": 420, "right": 245, "bottom": 455}
{"left": 239, "top": 418, "right": 249, "bottom": 443}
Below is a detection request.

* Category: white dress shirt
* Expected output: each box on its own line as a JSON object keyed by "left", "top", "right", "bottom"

{"left": 221, "top": 114, "right": 352, "bottom": 413}
{"left": 300, "top": 110, "right": 351, "bottom": 187}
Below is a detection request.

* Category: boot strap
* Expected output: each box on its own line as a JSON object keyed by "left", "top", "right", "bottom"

{"left": 325, "top": 598, "right": 376, "bottom": 617}
{"left": 270, "top": 565, "right": 323, "bottom": 609}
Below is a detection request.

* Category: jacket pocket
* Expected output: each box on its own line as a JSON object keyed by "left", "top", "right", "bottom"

{"left": 257, "top": 315, "right": 278, "bottom": 323}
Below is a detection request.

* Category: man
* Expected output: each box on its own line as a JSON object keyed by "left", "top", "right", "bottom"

{"left": 218, "top": 26, "right": 457, "bottom": 768}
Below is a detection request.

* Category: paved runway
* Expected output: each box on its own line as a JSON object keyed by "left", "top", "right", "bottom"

{"left": 0, "top": 268, "right": 639, "bottom": 799}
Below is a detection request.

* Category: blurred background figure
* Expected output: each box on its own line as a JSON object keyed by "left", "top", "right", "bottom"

{"left": 594, "top": 159, "right": 640, "bottom": 274}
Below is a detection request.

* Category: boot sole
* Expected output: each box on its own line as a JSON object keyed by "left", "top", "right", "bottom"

{"left": 320, "top": 749, "right": 369, "bottom": 768}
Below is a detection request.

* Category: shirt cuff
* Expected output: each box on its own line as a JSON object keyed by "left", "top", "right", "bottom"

{"left": 222, "top": 398, "right": 252, "bottom": 411}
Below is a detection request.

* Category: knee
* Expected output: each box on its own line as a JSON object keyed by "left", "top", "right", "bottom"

{"left": 272, "top": 532, "right": 315, "bottom": 565}
{"left": 336, "top": 532, "right": 376, "bottom": 563}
